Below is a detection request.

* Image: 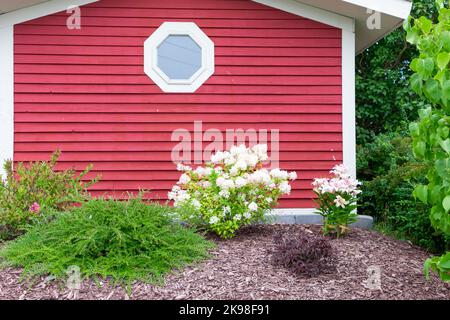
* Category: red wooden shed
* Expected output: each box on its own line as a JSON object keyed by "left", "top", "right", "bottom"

{"left": 0, "top": 0, "right": 411, "bottom": 213}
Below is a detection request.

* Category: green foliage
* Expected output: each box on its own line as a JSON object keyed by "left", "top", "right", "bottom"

{"left": 0, "top": 198, "right": 213, "bottom": 286}
{"left": 358, "top": 135, "right": 450, "bottom": 252}
{"left": 356, "top": 0, "right": 436, "bottom": 146}
{"left": 405, "top": 0, "right": 450, "bottom": 281}
{"left": 424, "top": 252, "right": 450, "bottom": 281}
{"left": 0, "top": 151, "right": 98, "bottom": 240}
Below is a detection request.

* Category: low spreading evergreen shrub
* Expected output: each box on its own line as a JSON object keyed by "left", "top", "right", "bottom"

{"left": 0, "top": 198, "right": 214, "bottom": 285}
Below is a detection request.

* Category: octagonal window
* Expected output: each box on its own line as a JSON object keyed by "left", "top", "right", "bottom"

{"left": 144, "top": 22, "right": 215, "bottom": 93}
{"left": 157, "top": 35, "right": 202, "bottom": 80}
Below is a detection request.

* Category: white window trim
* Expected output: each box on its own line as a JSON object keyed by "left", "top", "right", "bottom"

{"left": 144, "top": 22, "right": 215, "bottom": 93}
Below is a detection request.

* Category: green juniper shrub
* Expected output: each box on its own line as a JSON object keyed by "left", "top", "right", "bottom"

{"left": 0, "top": 151, "right": 98, "bottom": 240}
{"left": 0, "top": 198, "right": 214, "bottom": 286}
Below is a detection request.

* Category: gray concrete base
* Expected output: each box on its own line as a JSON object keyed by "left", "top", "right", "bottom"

{"left": 266, "top": 211, "right": 373, "bottom": 229}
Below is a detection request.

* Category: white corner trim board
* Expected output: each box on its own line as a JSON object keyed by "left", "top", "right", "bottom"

{"left": 342, "top": 27, "right": 357, "bottom": 179}
{"left": 0, "top": 26, "right": 14, "bottom": 178}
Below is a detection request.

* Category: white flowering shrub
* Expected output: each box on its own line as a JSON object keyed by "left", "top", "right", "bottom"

{"left": 312, "top": 164, "right": 361, "bottom": 237}
{"left": 168, "top": 144, "right": 297, "bottom": 238}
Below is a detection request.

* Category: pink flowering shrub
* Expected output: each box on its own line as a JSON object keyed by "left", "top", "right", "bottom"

{"left": 0, "top": 151, "right": 99, "bottom": 240}
{"left": 168, "top": 144, "right": 297, "bottom": 239}
{"left": 312, "top": 164, "right": 361, "bottom": 237}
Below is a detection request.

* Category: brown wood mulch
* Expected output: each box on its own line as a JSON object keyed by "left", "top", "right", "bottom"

{"left": 0, "top": 224, "right": 449, "bottom": 300}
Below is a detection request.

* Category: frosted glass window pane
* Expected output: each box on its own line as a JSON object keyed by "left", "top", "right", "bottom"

{"left": 157, "top": 35, "right": 202, "bottom": 80}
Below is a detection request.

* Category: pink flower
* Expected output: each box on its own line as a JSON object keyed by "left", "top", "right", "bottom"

{"left": 29, "top": 202, "right": 40, "bottom": 214}
{"left": 334, "top": 195, "right": 348, "bottom": 208}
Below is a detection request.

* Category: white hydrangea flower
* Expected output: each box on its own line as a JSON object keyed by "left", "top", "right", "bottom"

{"left": 234, "top": 159, "right": 248, "bottom": 171}
{"left": 219, "top": 189, "right": 230, "bottom": 199}
{"left": 248, "top": 202, "right": 258, "bottom": 212}
{"left": 235, "top": 176, "right": 248, "bottom": 188}
{"left": 176, "top": 163, "right": 192, "bottom": 172}
{"left": 233, "top": 214, "right": 242, "bottom": 221}
{"left": 211, "top": 151, "right": 226, "bottom": 164}
{"left": 230, "top": 144, "right": 247, "bottom": 156}
{"left": 244, "top": 154, "right": 259, "bottom": 168}
{"left": 198, "top": 181, "right": 211, "bottom": 188}
{"left": 265, "top": 197, "right": 273, "bottom": 203}
{"left": 229, "top": 165, "right": 239, "bottom": 176}
{"left": 252, "top": 144, "right": 268, "bottom": 161}
{"left": 224, "top": 156, "right": 237, "bottom": 166}
{"left": 278, "top": 181, "right": 291, "bottom": 195}
{"left": 288, "top": 171, "right": 298, "bottom": 181}
{"left": 243, "top": 211, "right": 252, "bottom": 219}
{"left": 194, "top": 166, "right": 207, "bottom": 177}
{"left": 270, "top": 168, "right": 289, "bottom": 180}
{"left": 177, "top": 173, "right": 191, "bottom": 185}
{"left": 217, "top": 178, "right": 234, "bottom": 190}
{"left": 191, "top": 199, "right": 201, "bottom": 209}
{"left": 248, "top": 169, "right": 272, "bottom": 186}
{"left": 222, "top": 206, "right": 231, "bottom": 215}
{"left": 209, "top": 216, "right": 220, "bottom": 224}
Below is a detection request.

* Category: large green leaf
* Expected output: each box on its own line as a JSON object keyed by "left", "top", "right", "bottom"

{"left": 413, "top": 140, "right": 427, "bottom": 158}
{"left": 435, "top": 158, "right": 450, "bottom": 179}
{"left": 414, "top": 184, "right": 428, "bottom": 203}
{"left": 409, "top": 122, "right": 420, "bottom": 137}
{"left": 443, "top": 195, "right": 450, "bottom": 212}
{"left": 417, "top": 58, "right": 435, "bottom": 79}
{"left": 440, "top": 138, "right": 450, "bottom": 154}
{"left": 417, "top": 16, "right": 433, "bottom": 34}
{"left": 437, "top": 52, "right": 450, "bottom": 70}
{"left": 424, "top": 79, "right": 441, "bottom": 103}
{"left": 442, "top": 31, "right": 450, "bottom": 51}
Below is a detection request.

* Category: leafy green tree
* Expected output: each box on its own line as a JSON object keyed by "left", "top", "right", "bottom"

{"left": 356, "top": 0, "right": 437, "bottom": 147}
{"left": 404, "top": 0, "right": 450, "bottom": 281}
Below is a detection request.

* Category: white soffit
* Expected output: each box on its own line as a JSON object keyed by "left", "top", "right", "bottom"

{"left": 0, "top": 0, "right": 50, "bottom": 14}
{"left": 295, "top": 0, "right": 413, "bottom": 53}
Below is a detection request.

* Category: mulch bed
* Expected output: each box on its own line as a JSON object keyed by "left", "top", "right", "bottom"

{"left": 0, "top": 224, "right": 449, "bottom": 300}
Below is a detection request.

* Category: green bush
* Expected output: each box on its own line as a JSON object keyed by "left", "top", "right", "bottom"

{"left": 358, "top": 134, "right": 450, "bottom": 253}
{"left": 0, "top": 151, "right": 98, "bottom": 240}
{"left": 0, "top": 198, "right": 213, "bottom": 285}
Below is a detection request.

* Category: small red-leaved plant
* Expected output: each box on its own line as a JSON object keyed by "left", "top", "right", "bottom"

{"left": 271, "top": 229, "right": 337, "bottom": 277}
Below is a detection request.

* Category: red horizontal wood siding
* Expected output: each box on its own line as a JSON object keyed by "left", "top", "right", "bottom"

{"left": 14, "top": 0, "right": 342, "bottom": 208}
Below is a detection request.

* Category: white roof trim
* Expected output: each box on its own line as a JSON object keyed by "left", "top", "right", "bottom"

{"left": 0, "top": 0, "right": 98, "bottom": 29}
{"left": 253, "top": 0, "right": 355, "bottom": 31}
{"left": 342, "top": 0, "right": 412, "bottom": 19}
{"left": 0, "top": 0, "right": 411, "bottom": 52}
